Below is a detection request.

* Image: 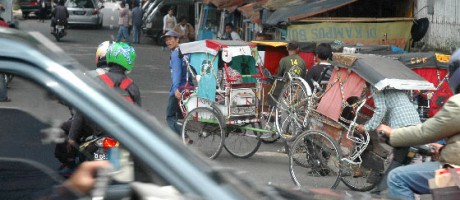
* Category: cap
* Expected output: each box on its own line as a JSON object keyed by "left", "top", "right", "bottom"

{"left": 161, "top": 30, "right": 179, "bottom": 38}
{"left": 287, "top": 41, "right": 299, "bottom": 50}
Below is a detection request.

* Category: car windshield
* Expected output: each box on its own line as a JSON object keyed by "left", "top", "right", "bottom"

{"left": 66, "top": 0, "right": 95, "bottom": 8}
{"left": 0, "top": 29, "right": 272, "bottom": 200}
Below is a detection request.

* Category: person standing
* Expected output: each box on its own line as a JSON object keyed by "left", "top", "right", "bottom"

{"left": 163, "top": 30, "right": 193, "bottom": 138}
{"left": 173, "top": 16, "right": 194, "bottom": 43}
{"left": 38, "top": 0, "right": 46, "bottom": 22}
{"left": 0, "top": 8, "right": 9, "bottom": 102}
{"left": 162, "top": 8, "right": 176, "bottom": 50}
{"left": 277, "top": 41, "right": 306, "bottom": 78}
{"left": 305, "top": 43, "right": 333, "bottom": 88}
{"left": 131, "top": 2, "right": 143, "bottom": 44}
{"left": 115, "top": 1, "right": 130, "bottom": 45}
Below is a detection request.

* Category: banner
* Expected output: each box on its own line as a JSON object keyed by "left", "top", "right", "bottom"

{"left": 287, "top": 21, "right": 412, "bottom": 49}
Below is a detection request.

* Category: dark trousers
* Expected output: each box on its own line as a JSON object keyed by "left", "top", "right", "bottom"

{"left": 166, "top": 95, "right": 182, "bottom": 136}
{"left": 0, "top": 73, "right": 7, "bottom": 101}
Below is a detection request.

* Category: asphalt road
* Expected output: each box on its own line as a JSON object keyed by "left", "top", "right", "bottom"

{"left": 9, "top": 2, "right": 416, "bottom": 196}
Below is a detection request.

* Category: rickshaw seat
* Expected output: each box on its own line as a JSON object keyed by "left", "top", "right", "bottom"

{"left": 230, "top": 83, "right": 257, "bottom": 89}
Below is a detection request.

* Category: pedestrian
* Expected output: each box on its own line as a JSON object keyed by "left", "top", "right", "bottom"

{"left": 163, "top": 30, "right": 193, "bottom": 140}
{"left": 305, "top": 43, "right": 333, "bottom": 88}
{"left": 356, "top": 87, "right": 421, "bottom": 194}
{"left": 277, "top": 41, "right": 306, "bottom": 78}
{"left": 38, "top": 0, "right": 46, "bottom": 22}
{"left": 375, "top": 50, "right": 460, "bottom": 200}
{"left": 0, "top": 8, "right": 10, "bottom": 102}
{"left": 131, "top": 1, "right": 143, "bottom": 44}
{"left": 221, "top": 23, "right": 241, "bottom": 41}
{"left": 173, "top": 16, "right": 194, "bottom": 43}
{"left": 162, "top": 8, "right": 176, "bottom": 50}
{"left": 115, "top": 1, "right": 130, "bottom": 45}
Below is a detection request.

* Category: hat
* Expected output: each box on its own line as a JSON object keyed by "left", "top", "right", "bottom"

{"left": 287, "top": 41, "right": 299, "bottom": 50}
{"left": 161, "top": 30, "right": 179, "bottom": 38}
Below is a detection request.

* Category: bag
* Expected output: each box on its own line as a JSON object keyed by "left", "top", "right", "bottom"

{"left": 429, "top": 163, "right": 460, "bottom": 200}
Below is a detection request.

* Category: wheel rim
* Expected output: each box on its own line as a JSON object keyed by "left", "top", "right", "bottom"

{"left": 289, "top": 130, "right": 342, "bottom": 189}
{"left": 224, "top": 123, "right": 262, "bottom": 158}
{"left": 182, "top": 107, "right": 224, "bottom": 159}
{"left": 276, "top": 80, "right": 309, "bottom": 141}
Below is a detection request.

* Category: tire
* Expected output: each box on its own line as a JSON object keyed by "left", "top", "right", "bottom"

{"left": 23, "top": 12, "right": 29, "bottom": 19}
{"left": 224, "top": 123, "right": 262, "bottom": 158}
{"left": 340, "top": 152, "right": 386, "bottom": 192}
{"left": 275, "top": 79, "right": 309, "bottom": 141}
{"left": 181, "top": 107, "right": 225, "bottom": 159}
{"left": 289, "top": 130, "right": 342, "bottom": 189}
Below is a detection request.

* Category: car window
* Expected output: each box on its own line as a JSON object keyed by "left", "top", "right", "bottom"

{"left": 66, "top": 0, "right": 95, "bottom": 8}
{"left": 0, "top": 72, "right": 172, "bottom": 199}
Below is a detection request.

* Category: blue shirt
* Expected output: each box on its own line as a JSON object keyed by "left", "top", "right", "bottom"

{"left": 169, "top": 48, "right": 193, "bottom": 96}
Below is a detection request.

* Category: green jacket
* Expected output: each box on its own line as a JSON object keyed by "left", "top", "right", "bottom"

{"left": 390, "top": 94, "right": 460, "bottom": 165}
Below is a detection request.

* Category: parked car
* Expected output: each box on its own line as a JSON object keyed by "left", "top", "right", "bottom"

{"left": 142, "top": 0, "right": 194, "bottom": 45}
{"left": 66, "top": 0, "right": 103, "bottom": 28}
{"left": 19, "top": 0, "right": 52, "bottom": 19}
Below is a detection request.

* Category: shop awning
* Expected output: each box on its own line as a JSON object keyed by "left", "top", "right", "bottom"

{"left": 237, "top": 0, "right": 268, "bottom": 23}
{"left": 265, "top": 0, "right": 358, "bottom": 25}
{"left": 203, "top": 0, "right": 245, "bottom": 12}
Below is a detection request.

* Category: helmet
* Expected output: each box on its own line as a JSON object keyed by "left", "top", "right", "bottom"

{"left": 448, "top": 49, "right": 460, "bottom": 94}
{"left": 106, "top": 42, "right": 136, "bottom": 71}
{"left": 95, "top": 41, "right": 113, "bottom": 67}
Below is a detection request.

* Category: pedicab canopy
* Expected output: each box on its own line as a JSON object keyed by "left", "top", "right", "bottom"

{"left": 251, "top": 40, "right": 316, "bottom": 75}
{"left": 387, "top": 52, "right": 453, "bottom": 117}
{"left": 179, "top": 40, "right": 258, "bottom": 101}
{"left": 332, "top": 53, "right": 435, "bottom": 91}
{"left": 316, "top": 53, "right": 435, "bottom": 122}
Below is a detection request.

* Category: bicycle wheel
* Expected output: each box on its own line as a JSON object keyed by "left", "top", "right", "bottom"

{"left": 224, "top": 123, "right": 262, "bottom": 158}
{"left": 276, "top": 79, "right": 309, "bottom": 141}
{"left": 289, "top": 130, "right": 342, "bottom": 189}
{"left": 182, "top": 107, "right": 225, "bottom": 159}
{"left": 340, "top": 164, "right": 380, "bottom": 191}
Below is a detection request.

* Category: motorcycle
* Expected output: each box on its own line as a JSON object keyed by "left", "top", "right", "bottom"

{"left": 79, "top": 135, "right": 119, "bottom": 162}
{"left": 53, "top": 19, "right": 66, "bottom": 42}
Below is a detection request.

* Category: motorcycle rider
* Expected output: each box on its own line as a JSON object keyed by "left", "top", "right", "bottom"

{"left": 68, "top": 42, "right": 141, "bottom": 147}
{"left": 50, "top": 0, "right": 69, "bottom": 35}
{"left": 376, "top": 49, "right": 460, "bottom": 200}
{"left": 61, "top": 42, "right": 140, "bottom": 174}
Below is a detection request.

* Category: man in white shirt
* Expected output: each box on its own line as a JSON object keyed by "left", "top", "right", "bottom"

{"left": 222, "top": 23, "right": 241, "bottom": 41}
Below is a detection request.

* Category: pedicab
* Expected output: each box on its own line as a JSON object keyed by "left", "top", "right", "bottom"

{"left": 249, "top": 40, "right": 317, "bottom": 143}
{"left": 178, "top": 40, "right": 310, "bottom": 159}
{"left": 388, "top": 52, "right": 453, "bottom": 121}
{"left": 288, "top": 53, "right": 435, "bottom": 190}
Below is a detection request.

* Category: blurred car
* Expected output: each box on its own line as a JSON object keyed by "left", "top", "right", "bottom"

{"left": 0, "top": 27, "right": 382, "bottom": 200}
{"left": 66, "top": 0, "right": 103, "bottom": 28}
{"left": 19, "top": 0, "right": 52, "bottom": 19}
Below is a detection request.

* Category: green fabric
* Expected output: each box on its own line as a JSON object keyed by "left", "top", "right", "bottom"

{"left": 277, "top": 54, "right": 306, "bottom": 78}
{"left": 106, "top": 42, "right": 136, "bottom": 70}
{"left": 231, "top": 55, "right": 257, "bottom": 83}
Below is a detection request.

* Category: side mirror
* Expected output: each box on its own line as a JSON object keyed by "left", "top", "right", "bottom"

{"left": 100, "top": 5, "right": 105, "bottom": 9}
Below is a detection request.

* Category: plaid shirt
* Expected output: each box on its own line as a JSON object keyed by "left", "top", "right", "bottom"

{"left": 365, "top": 88, "right": 421, "bottom": 132}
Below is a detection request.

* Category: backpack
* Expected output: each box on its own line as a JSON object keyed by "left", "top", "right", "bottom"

{"left": 97, "top": 71, "right": 134, "bottom": 103}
